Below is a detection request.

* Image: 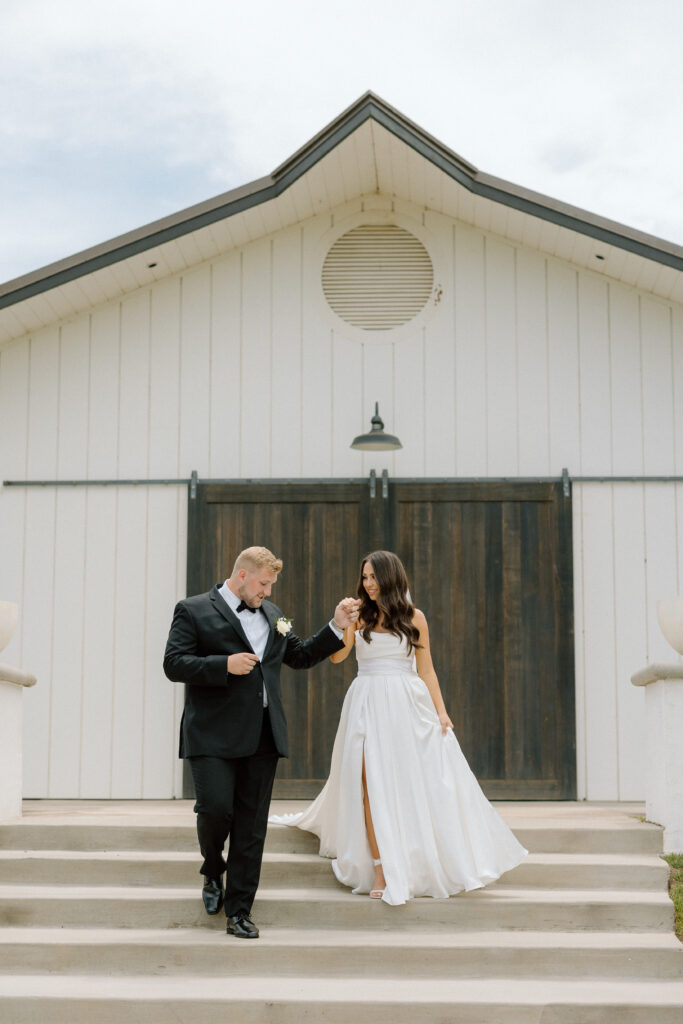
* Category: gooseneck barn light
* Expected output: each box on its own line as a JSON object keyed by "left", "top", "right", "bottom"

{"left": 350, "top": 403, "right": 403, "bottom": 452}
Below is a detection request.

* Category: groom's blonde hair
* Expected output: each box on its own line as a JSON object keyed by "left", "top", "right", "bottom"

{"left": 232, "top": 546, "right": 283, "bottom": 575}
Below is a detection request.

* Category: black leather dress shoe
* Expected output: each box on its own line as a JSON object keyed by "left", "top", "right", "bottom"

{"left": 201, "top": 877, "right": 224, "bottom": 915}
{"left": 226, "top": 913, "right": 259, "bottom": 939}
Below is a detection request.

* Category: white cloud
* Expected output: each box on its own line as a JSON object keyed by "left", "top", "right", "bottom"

{"left": 0, "top": 0, "right": 681, "bottom": 283}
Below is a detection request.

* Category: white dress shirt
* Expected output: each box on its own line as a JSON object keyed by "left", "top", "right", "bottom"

{"left": 218, "top": 581, "right": 344, "bottom": 708}
{"left": 218, "top": 582, "right": 272, "bottom": 706}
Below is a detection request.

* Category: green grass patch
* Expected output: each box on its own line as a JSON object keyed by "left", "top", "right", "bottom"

{"left": 663, "top": 854, "right": 683, "bottom": 943}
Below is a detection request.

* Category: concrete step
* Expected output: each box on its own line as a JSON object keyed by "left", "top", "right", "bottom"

{"left": 2, "top": 801, "right": 665, "bottom": 857}
{"left": 0, "top": 819, "right": 664, "bottom": 854}
{"left": 0, "top": 884, "right": 673, "bottom": 932}
{"left": 501, "top": 852, "right": 670, "bottom": 890}
{"left": 1, "top": 974, "right": 682, "bottom": 1024}
{"left": 0, "top": 926, "right": 681, "bottom": 979}
{"left": 0, "top": 823, "right": 203, "bottom": 853}
{"left": 1, "top": 801, "right": 676, "bottom": 1023}
{"left": 0, "top": 849, "right": 669, "bottom": 891}
{"left": 0, "top": 849, "right": 336, "bottom": 890}
{"left": 512, "top": 824, "right": 664, "bottom": 854}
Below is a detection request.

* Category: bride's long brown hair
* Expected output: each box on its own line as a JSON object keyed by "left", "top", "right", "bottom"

{"left": 357, "top": 550, "right": 422, "bottom": 652}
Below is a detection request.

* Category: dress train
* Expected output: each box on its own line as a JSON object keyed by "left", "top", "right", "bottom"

{"left": 270, "top": 632, "right": 527, "bottom": 905}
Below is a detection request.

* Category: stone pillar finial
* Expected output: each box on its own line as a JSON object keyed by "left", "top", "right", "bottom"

{"left": 0, "top": 601, "right": 18, "bottom": 654}
{"left": 632, "top": 659, "right": 683, "bottom": 854}
{"left": 657, "top": 596, "right": 683, "bottom": 656}
{"left": 0, "top": 602, "right": 36, "bottom": 821}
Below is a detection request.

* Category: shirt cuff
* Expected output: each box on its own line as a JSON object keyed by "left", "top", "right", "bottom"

{"left": 328, "top": 619, "right": 344, "bottom": 639}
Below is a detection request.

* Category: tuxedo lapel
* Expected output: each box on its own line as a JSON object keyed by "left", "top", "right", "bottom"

{"left": 209, "top": 586, "right": 253, "bottom": 651}
{"left": 260, "top": 601, "right": 278, "bottom": 661}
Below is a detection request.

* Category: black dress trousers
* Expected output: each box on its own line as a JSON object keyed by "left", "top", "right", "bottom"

{"left": 189, "top": 707, "right": 279, "bottom": 917}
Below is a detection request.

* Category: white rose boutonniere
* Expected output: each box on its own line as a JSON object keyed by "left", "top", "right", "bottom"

{"left": 275, "top": 616, "right": 293, "bottom": 637}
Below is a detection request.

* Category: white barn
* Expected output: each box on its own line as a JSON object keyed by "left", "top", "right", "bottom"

{"left": 0, "top": 92, "right": 681, "bottom": 804}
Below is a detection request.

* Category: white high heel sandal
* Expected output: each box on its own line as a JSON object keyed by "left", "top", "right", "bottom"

{"left": 370, "top": 857, "right": 385, "bottom": 899}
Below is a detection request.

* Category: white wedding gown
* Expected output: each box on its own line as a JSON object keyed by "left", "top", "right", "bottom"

{"left": 270, "top": 631, "right": 527, "bottom": 905}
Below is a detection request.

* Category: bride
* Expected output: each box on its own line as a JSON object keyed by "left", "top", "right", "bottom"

{"left": 270, "top": 550, "right": 527, "bottom": 905}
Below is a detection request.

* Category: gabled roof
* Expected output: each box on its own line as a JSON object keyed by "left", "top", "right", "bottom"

{"left": 1, "top": 91, "right": 681, "bottom": 343}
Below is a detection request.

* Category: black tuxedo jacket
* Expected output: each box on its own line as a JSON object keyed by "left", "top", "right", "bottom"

{"left": 163, "top": 585, "right": 344, "bottom": 759}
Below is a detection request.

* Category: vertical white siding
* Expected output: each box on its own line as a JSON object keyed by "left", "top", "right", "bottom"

{"left": 111, "top": 292, "right": 151, "bottom": 798}
{"left": 674, "top": 306, "right": 683, "bottom": 477}
{"left": 1, "top": 300, "right": 189, "bottom": 798}
{"left": 22, "top": 327, "right": 60, "bottom": 796}
{"left": 50, "top": 316, "right": 90, "bottom": 796}
{"left": 422, "top": 217, "right": 455, "bottom": 476}
{"left": 363, "top": 343, "right": 398, "bottom": 476}
{"left": 572, "top": 484, "right": 587, "bottom": 799}
{"left": 80, "top": 485, "right": 117, "bottom": 798}
{"left": 578, "top": 276, "right": 611, "bottom": 474}
{"left": 179, "top": 267, "right": 212, "bottom": 477}
{"left": 547, "top": 263, "right": 581, "bottom": 472}
{"left": 149, "top": 278, "right": 181, "bottom": 479}
{"left": 611, "top": 486, "right": 649, "bottom": 801}
{"left": 609, "top": 287, "right": 643, "bottom": 473}
{"left": 271, "top": 229, "right": 304, "bottom": 477}
{"left": 576, "top": 485, "right": 621, "bottom": 799}
{"left": 574, "top": 482, "right": 682, "bottom": 800}
{"left": 454, "top": 224, "right": 487, "bottom": 474}
{"left": 332, "top": 329, "right": 364, "bottom": 478}
{"left": 0, "top": 339, "right": 29, "bottom": 669}
{"left": 301, "top": 228, "right": 332, "bottom": 479}
{"left": 485, "top": 238, "right": 517, "bottom": 475}
{"left": 240, "top": 241, "right": 272, "bottom": 477}
{"left": 146, "top": 278, "right": 184, "bottom": 798}
{"left": 0, "top": 195, "right": 681, "bottom": 799}
{"left": 641, "top": 298, "right": 675, "bottom": 473}
{"left": 80, "top": 304, "right": 120, "bottom": 797}
{"left": 516, "top": 248, "right": 550, "bottom": 475}
{"left": 209, "top": 254, "right": 241, "bottom": 477}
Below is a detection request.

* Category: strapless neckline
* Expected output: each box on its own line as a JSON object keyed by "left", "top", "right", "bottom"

{"left": 357, "top": 631, "right": 404, "bottom": 641}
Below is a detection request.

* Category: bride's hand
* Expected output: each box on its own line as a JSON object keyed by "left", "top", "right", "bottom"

{"left": 333, "top": 598, "right": 360, "bottom": 629}
{"left": 439, "top": 712, "right": 454, "bottom": 735}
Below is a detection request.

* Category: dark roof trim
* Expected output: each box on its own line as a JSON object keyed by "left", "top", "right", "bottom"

{"left": 1, "top": 91, "right": 681, "bottom": 312}
{"left": 356, "top": 96, "right": 682, "bottom": 271}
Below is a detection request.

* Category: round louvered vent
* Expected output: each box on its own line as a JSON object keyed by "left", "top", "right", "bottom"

{"left": 322, "top": 224, "right": 434, "bottom": 330}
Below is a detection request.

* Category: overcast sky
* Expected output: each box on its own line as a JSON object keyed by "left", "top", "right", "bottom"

{"left": 1, "top": 0, "right": 681, "bottom": 286}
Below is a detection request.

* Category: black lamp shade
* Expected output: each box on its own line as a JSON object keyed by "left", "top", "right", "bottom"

{"left": 350, "top": 403, "right": 402, "bottom": 451}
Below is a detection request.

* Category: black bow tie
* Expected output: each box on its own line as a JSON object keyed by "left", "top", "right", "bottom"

{"left": 236, "top": 600, "right": 258, "bottom": 614}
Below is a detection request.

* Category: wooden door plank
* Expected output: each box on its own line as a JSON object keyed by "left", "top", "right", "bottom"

{"left": 391, "top": 479, "right": 575, "bottom": 798}
{"left": 187, "top": 478, "right": 575, "bottom": 799}
{"left": 502, "top": 500, "right": 525, "bottom": 780}
{"left": 186, "top": 481, "right": 371, "bottom": 798}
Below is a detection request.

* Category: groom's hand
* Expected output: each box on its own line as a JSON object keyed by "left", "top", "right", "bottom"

{"left": 333, "top": 598, "right": 360, "bottom": 630}
{"left": 228, "top": 652, "right": 260, "bottom": 675}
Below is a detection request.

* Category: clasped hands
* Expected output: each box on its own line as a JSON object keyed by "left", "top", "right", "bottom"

{"left": 333, "top": 597, "right": 361, "bottom": 630}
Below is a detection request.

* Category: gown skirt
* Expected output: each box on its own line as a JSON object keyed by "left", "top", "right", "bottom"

{"left": 270, "top": 631, "right": 527, "bottom": 905}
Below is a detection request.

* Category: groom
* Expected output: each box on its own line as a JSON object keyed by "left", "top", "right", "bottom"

{"left": 163, "top": 545, "right": 358, "bottom": 939}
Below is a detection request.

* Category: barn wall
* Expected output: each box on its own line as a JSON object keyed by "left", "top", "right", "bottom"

{"left": 0, "top": 196, "right": 681, "bottom": 798}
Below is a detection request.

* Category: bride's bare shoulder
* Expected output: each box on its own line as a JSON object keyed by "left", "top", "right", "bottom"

{"left": 411, "top": 608, "right": 428, "bottom": 628}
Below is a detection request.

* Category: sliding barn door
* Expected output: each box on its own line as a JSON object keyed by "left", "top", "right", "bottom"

{"left": 187, "top": 478, "right": 575, "bottom": 798}
{"left": 388, "top": 481, "right": 575, "bottom": 799}
{"left": 187, "top": 481, "right": 376, "bottom": 796}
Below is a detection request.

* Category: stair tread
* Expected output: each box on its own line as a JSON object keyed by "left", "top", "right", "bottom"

{"left": 0, "top": 925, "right": 680, "bottom": 949}
{"left": 0, "top": 802, "right": 676, "bottom": 1012}
{"left": 0, "top": 849, "right": 667, "bottom": 866}
{"left": 0, "top": 974, "right": 682, "bottom": 1004}
{"left": 0, "top": 883, "right": 672, "bottom": 903}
